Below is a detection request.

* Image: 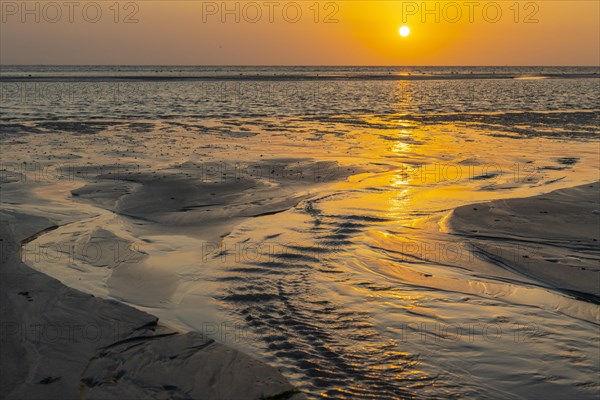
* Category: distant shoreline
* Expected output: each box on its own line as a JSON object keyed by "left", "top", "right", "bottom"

{"left": 2, "top": 73, "right": 599, "bottom": 83}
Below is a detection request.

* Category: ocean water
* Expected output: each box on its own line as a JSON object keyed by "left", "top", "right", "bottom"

{"left": 2, "top": 66, "right": 599, "bottom": 399}
{"left": 1, "top": 66, "right": 599, "bottom": 121}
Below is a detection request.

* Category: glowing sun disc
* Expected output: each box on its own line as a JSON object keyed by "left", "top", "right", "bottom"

{"left": 399, "top": 26, "right": 410, "bottom": 37}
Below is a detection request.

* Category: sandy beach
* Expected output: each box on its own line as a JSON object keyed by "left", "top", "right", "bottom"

{"left": 1, "top": 66, "right": 599, "bottom": 399}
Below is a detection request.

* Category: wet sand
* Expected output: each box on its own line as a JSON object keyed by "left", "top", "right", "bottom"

{"left": 0, "top": 209, "right": 303, "bottom": 399}
{"left": 2, "top": 108, "right": 599, "bottom": 398}
{"left": 0, "top": 122, "right": 354, "bottom": 398}
{"left": 446, "top": 182, "right": 600, "bottom": 303}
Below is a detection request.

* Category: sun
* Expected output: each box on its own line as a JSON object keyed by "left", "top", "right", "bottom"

{"left": 399, "top": 26, "right": 410, "bottom": 37}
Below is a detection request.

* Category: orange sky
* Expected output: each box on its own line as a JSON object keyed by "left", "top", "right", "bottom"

{"left": 1, "top": 1, "right": 598, "bottom": 65}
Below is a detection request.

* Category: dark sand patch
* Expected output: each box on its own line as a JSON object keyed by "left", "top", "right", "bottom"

{"left": 70, "top": 160, "right": 358, "bottom": 241}
{"left": 447, "top": 182, "right": 600, "bottom": 302}
{"left": 0, "top": 210, "right": 302, "bottom": 399}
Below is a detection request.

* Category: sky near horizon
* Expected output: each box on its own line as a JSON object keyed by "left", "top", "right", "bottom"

{"left": 1, "top": 1, "right": 599, "bottom": 66}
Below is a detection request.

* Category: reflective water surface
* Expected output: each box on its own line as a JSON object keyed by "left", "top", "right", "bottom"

{"left": 2, "top": 67, "right": 599, "bottom": 399}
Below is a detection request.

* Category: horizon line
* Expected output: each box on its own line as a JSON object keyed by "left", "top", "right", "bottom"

{"left": 2, "top": 64, "right": 599, "bottom": 68}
